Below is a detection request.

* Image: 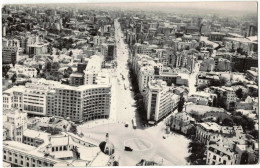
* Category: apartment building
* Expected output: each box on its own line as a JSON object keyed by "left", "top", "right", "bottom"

{"left": 93, "top": 36, "right": 106, "bottom": 46}
{"left": 23, "top": 83, "right": 49, "bottom": 116}
{"left": 145, "top": 80, "right": 179, "bottom": 122}
{"left": 3, "top": 86, "right": 24, "bottom": 110}
{"left": 2, "top": 46, "right": 18, "bottom": 64}
{"left": 206, "top": 143, "right": 236, "bottom": 165}
{"left": 101, "top": 42, "right": 116, "bottom": 61}
{"left": 3, "top": 78, "right": 111, "bottom": 122}
{"left": 84, "top": 55, "right": 103, "bottom": 85}
{"left": 196, "top": 122, "right": 222, "bottom": 144}
{"left": 138, "top": 66, "right": 155, "bottom": 93}
{"left": 46, "top": 84, "right": 111, "bottom": 122}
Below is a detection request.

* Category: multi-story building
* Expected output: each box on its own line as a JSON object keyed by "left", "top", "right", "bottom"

{"left": 231, "top": 55, "right": 258, "bottom": 72}
{"left": 3, "top": 86, "right": 24, "bottom": 110}
{"left": 196, "top": 122, "right": 222, "bottom": 144}
{"left": 3, "top": 78, "right": 111, "bottom": 122}
{"left": 93, "top": 36, "right": 106, "bottom": 46}
{"left": 23, "top": 82, "right": 50, "bottom": 116}
{"left": 196, "top": 72, "right": 220, "bottom": 86}
{"left": 7, "top": 65, "right": 37, "bottom": 78}
{"left": 3, "top": 108, "right": 27, "bottom": 142}
{"left": 2, "top": 46, "right": 18, "bottom": 64}
{"left": 138, "top": 66, "right": 155, "bottom": 93}
{"left": 206, "top": 143, "right": 237, "bottom": 165}
{"left": 210, "top": 86, "right": 237, "bottom": 110}
{"left": 27, "top": 43, "right": 48, "bottom": 57}
{"left": 246, "top": 67, "right": 258, "bottom": 83}
{"left": 145, "top": 80, "right": 179, "bottom": 122}
{"left": 84, "top": 55, "right": 103, "bottom": 85}
{"left": 101, "top": 42, "right": 116, "bottom": 61}
{"left": 3, "top": 131, "right": 112, "bottom": 167}
{"left": 46, "top": 83, "right": 111, "bottom": 122}
{"left": 209, "top": 32, "right": 226, "bottom": 41}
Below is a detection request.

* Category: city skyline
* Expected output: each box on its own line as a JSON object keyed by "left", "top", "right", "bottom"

{"left": 1, "top": 1, "right": 259, "bottom": 167}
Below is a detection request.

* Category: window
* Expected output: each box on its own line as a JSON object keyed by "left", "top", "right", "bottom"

{"left": 213, "top": 155, "right": 216, "bottom": 160}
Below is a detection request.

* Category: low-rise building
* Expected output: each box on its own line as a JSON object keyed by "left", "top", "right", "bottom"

{"left": 169, "top": 112, "right": 195, "bottom": 134}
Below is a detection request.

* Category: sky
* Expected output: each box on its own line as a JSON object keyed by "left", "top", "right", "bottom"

{"left": 3, "top": 0, "right": 258, "bottom": 15}
{"left": 71, "top": 1, "right": 258, "bottom": 14}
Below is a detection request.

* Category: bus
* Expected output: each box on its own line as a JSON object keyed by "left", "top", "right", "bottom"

{"left": 132, "top": 119, "right": 137, "bottom": 129}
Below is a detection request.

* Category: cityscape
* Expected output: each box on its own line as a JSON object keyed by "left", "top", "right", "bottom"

{"left": 1, "top": 1, "right": 259, "bottom": 167}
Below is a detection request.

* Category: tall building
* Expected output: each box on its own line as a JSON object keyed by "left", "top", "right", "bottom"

{"left": 3, "top": 78, "right": 111, "bottom": 122}
{"left": 248, "top": 25, "right": 257, "bottom": 37}
{"left": 46, "top": 83, "right": 111, "bottom": 121}
{"left": 2, "top": 46, "right": 18, "bottom": 64}
{"left": 3, "top": 24, "right": 6, "bottom": 37}
{"left": 101, "top": 43, "right": 116, "bottom": 61}
{"left": 84, "top": 55, "right": 103, "bottom": 85}
{"left": 145, "top": 80, "right": 179, "bottom": 122}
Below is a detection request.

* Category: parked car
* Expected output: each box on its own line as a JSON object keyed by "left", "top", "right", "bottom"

{"left": 125, "top": 122, "right": 129, "bottom": 127}
{"left": 125, "top": 146, "right": 133, "bottom": 151}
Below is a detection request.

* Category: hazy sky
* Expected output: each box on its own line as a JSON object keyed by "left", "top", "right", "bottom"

{"left": 72, "top": 1, "right": 257, "bottom": 14}
{"left": 4, "top": 0, "right": 258, "bottom": 14}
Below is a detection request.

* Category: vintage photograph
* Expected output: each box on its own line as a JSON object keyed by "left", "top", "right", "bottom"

{"left": 1, "top": 1, "right": 259, "bottom": 167}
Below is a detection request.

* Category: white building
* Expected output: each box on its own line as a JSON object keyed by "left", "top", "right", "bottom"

{"left": 145, "top": 80, "right": 179, "bottom": 122}
{"left": 3, "top": 86, "right": 24, "bottom": 110}
{"left": 84, "top": 55, "right": 103, "bottom": 85}
{"left": 206, "top": 143, "right": 236, "bottom": 165}
{"left": 3, "top": 108, "right": 27, "bottom": 142}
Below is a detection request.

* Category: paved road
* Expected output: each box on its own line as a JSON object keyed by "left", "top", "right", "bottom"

{"left": 112, "top": 18, "right": 141, "bottom": 125}
{"left": 77, "top": 19, "right": 190, "bottom": 166}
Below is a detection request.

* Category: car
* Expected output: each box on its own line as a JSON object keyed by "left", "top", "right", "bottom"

{"left": 125, "top": 146, "right": 133, "bottom": 151}
{"left": 125, "top": 122, "right": 129, "bottom": 127}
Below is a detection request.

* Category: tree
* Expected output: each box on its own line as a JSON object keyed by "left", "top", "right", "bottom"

{"left": 240, "top": 151, "right": 249, "bottom": 164}
{"left": 178, "top": 97, "right": 185, "bottom": 112}
{"left": 197, "top": 84, "right": 207, "bottom": 91}
{"left": 2, "top": 65, "right": 10, "bottom": 77}
{"left": 11, "top": 73, "right": 17, "bottom": 84}
{"left": 51, "top": 62, "right": 60, "bottom": 71}
{"left": 187, "top": 141, "right": 206, "bottom": 165}
{"left": 249, "top": 129, "right": 259, "bottom": 139}
{"left": 187, "top": 126, "right": 196, "bottom": 140}
{"left": 235, "top": 88, "right": 243, "bottom": 100}
{"left": 212, "top": 97, "right": 217, "bottom": 107}
{"left": 47, "top": 44, "right": 53, "bottom": 54}
{"left": 69, "top": 124, "right": 77, "bottom": 134}
{"left": 69, "top": 51, "right": 73, "bottom": 56}
{"left": 222, "top": 118, "right": 234, "bottom": 127}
